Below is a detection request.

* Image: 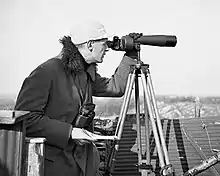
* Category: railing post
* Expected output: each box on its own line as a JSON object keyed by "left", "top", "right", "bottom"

{"left": 0, "top": 110, "right": 29, "bottom": 176}
{"left": 23, "top": 137, "right": 46, "bottom": 176}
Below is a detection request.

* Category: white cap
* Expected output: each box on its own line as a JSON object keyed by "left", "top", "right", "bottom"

{"left": 69, "top": 20, "right": 112, "bottom": 45}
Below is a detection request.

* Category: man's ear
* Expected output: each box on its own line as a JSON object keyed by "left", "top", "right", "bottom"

{"left": 87, "top": 40, "right": 94, "bottom": 52}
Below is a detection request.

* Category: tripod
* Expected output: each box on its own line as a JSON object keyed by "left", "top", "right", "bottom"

{"left": 105, "top": 48, "right": 175, "bottom": 176}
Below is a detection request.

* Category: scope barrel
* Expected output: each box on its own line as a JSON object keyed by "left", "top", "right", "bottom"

{"left": 136, "top": 35, "right": 177, "bottom": 47}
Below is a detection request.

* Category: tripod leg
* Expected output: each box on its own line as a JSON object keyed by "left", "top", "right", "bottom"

{"left": 106, "top": 71, "right": 136, "bottom": 175}
{"left": 115, "top": 72, "right": 133, "bottom": 136}
{"left": 139, "top": 71, "right": 165, "bottom": 168}
{"left": 146, "top": 71, "right": 170, "bottom": 165}
{"left": 143, "top": 70, "right": 175, "bottom": 176}
{"left": 135, "top": 71, "right": 154, "bottom": 176}
{"left": 143, "top": 89, "right": 150, "bottom": 165}
{"left": 115, "top": 71, "right": 135, "bottom": 139}
{"left": 135, "top": 73, "right": 143, "bottom": 166}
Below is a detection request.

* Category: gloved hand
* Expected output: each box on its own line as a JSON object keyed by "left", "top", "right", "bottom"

{"left": 124, "top": 33, "right": 143, "bottom": 59}
{"left": 74, "top": 103, "right": 96, "bottom": 128}
{"left": 70, "top": 128, "right": 92, "bottom": 146}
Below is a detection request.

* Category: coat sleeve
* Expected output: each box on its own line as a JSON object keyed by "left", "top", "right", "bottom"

{"left": 92, "top": 55, "right": 137, "bottom": 97}
{"left": 15, "top": 64, "right": 72, "bottom": 149}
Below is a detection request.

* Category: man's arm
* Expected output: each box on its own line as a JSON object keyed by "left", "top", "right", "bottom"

{"left": 92, "top": 55, "right": 137, "bottom": 97}
{"left": 15, "top": 64, "right": 72, "bottom": 149}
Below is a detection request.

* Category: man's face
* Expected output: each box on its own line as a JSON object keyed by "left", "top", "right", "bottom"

{"left": 87, "top": 38, "right": 109, "bottom": 64}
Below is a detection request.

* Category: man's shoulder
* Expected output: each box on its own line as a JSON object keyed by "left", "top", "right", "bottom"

{"left": 29, "top": 58, "right": 62, "bottom": 77}
{"left": 38, "top": 58, "right": 61, "bottom": 70}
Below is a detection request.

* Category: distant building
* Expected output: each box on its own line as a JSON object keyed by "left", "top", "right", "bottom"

{"left": 194, "top": 96, "right": 202, "bottom": 117}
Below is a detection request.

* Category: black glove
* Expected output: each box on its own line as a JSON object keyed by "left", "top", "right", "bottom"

{"left": 74, "top": 103, "right": 96, "bottom": 128}
{"left": 124, "top": 33, "right": 143, "bottom": 59}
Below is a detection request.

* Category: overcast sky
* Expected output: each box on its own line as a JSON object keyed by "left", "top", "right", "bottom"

{"left": 0, "top": 0, "right": 220, "bottom": 97}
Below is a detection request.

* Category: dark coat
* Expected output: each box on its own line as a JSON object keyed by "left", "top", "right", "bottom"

{"left": 15, "top": 54, "right": 136, "bottom": 176}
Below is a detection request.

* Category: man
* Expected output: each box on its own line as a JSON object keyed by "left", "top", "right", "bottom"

{"left": 15, "top": 20, "right": 138, "bottom": 176}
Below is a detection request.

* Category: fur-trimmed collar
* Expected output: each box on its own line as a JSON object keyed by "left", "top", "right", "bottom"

{"left": 59, "top": 36, "right": 88, "bottom": 74}
{"left": 59, "top": 36, "right": 96, "bottom": 81}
